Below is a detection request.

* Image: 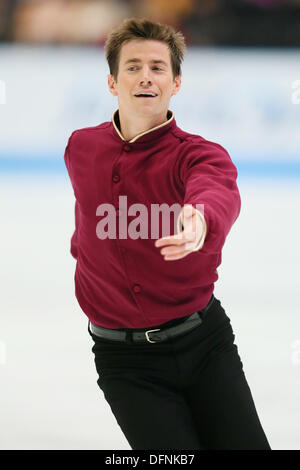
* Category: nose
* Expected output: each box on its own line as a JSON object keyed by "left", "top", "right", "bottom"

{"left": 140, "top": 78, "right": 152, "bottom": 86}
{"left": 140, "top": 65, "right": 152, "bottom": 86}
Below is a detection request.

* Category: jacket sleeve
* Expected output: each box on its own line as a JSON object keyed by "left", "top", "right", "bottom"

{"left": 177, "top": 139, "right": 241, "bottom": 255}
{"left": 64, "top": 132, "right": 79, "bottom": 260}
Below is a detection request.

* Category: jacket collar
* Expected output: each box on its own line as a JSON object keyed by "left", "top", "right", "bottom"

{"left": 111, "top": 109, "right": 176, "bottom": 144}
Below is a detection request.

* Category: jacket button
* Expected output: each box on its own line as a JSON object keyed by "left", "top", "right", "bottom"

{"left": 133, "top": 284, "right": 141, "bottom": 293}
{"left": 113, "top": 174, "right": 120, "bottom": 183}
{"left": 123, "top": 144, "right": 131, "bottom": 152}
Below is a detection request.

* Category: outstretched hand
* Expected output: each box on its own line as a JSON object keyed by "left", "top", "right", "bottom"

{"left": 154, "top": 205, "right": 204, "bottom": 261}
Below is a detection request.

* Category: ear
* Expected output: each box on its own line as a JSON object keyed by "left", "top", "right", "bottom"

{"left": 171, "top": 75, "right": 181, "bottom": 96}
{"left": 108, "top": 74, "right": 118, "bottom": 97}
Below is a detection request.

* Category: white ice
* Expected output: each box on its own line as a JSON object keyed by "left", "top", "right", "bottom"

{"left": 0, "top": 174, "right": 299, "bottom": 450}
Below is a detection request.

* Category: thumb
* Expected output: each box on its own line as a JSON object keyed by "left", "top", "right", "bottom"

{"left": 180, "top": 205, "right": 197, "bottom": 240}
{"left": 181, "top": 205, "right": 196, "bottom": 230}
{"left": 181, "top": 204, "right": 194, "bottom": 221}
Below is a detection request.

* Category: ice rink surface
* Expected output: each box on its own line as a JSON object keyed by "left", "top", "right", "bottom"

{"left": 0, "top": 173, "right": 300, "bottom": 450}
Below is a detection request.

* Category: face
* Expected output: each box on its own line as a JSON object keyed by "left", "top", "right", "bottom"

{"left": 108, "top": 39, "right": 181, "bottom": 119}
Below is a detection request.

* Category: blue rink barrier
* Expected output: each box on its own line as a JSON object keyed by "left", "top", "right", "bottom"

{"left": 0, "top": 156, "right": 299, "bottom": 178}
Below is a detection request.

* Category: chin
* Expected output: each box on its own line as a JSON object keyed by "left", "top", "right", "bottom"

{"left": 135, "top": 107, "right": 159, "bottom": 117}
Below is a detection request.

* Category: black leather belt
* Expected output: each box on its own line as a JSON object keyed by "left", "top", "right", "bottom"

{"left": 88, "top": 294, "right": 215, "bottom": 344}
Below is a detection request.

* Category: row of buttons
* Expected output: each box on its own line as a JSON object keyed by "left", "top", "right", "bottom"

{"left": 112, "top": 143, "right": 130, "bottom": 184}
{"left": 117, "top": 143, "right": 138, "bottom": 296}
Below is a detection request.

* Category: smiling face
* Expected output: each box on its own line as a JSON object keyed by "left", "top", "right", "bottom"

{"left": 108, "top": 39, "right": 181, "bottom": 120}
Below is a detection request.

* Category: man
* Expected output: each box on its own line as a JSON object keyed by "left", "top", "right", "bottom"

{"left": 64, "top": 17, "right": 271, "bottom": 450}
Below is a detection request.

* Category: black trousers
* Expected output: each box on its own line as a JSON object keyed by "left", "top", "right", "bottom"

{"left": 88, "top": 296, "right": 271, "bottom": 450}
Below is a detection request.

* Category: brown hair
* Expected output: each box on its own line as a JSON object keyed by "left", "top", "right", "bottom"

{"left": 104, "top": 17, "right": 186, "bottom": 81}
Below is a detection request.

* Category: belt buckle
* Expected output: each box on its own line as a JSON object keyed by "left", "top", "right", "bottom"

{"left": 145, "top": 328, "right": 161, "bottom": 343}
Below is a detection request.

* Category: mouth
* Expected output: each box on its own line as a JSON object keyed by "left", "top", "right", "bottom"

{"left": 134, "top": 93, "right": 158, "bottom": 99}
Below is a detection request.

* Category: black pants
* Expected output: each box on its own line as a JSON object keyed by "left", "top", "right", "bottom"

{"left": 88, "top": 296, "right": 271, "bottom": 450}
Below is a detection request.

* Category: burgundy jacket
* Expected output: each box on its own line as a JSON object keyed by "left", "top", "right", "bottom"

{"left": 64, "top": 109, "right": 241, "bottom": 328}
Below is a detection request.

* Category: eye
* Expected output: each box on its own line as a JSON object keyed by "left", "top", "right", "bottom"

{"left": 127, "top": 66, "right": 163, "bottom": 71}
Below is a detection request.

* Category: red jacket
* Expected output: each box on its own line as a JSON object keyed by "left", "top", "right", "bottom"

{"left": 64, "top": 109, "right": 241, "bottom": 328}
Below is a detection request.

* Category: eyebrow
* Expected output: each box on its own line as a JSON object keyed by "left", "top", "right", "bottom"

{"left": 124, "top": 58, "right": 168, "bottom": 67}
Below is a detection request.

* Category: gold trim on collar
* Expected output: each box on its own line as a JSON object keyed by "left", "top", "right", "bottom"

{"left": 112, "top": 109, "right": 174, "bottom": 143}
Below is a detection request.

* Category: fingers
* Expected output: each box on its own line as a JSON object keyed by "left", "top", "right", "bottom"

{"left": 154, "top": 231, "right": 197, "bottom": 260}
{"left": 155, "top": 234, "right": 193, "bottom": 249}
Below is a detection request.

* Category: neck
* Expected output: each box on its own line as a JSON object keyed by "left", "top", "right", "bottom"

{"left": 118, "top": 108, "right": 169, "bottom": 141}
